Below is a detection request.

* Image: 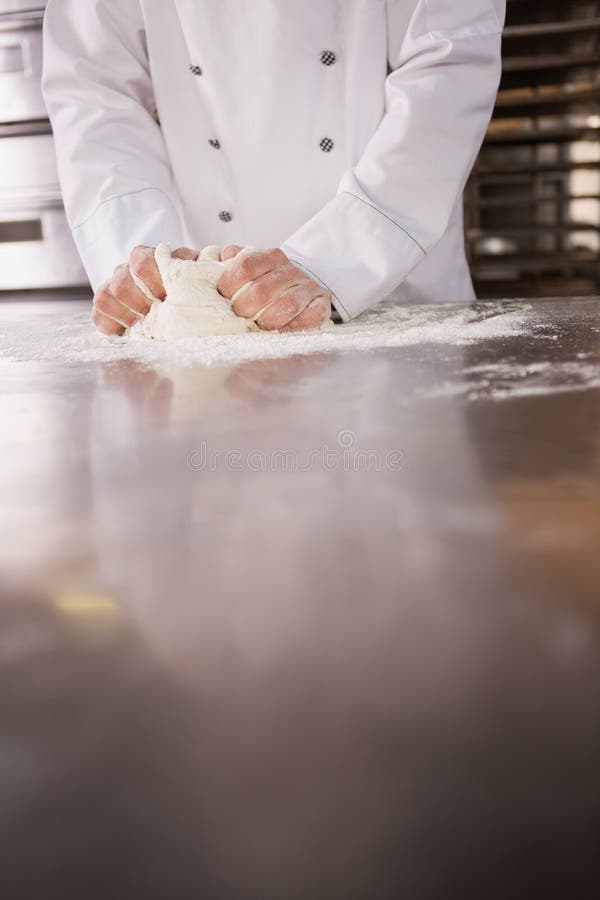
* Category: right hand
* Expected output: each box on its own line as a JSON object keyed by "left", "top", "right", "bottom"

{"left": 91, "top": 245, "right": 199, "bottom": 335}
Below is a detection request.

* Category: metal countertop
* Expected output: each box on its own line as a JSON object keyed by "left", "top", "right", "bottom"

{"left": 1, "top": 297, "right": 599, "bottom": 899}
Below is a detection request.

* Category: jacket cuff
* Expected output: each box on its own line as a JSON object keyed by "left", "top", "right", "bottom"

{"left": 72, "top": 188, "right": 185, "bottom": 291}
{"left": 281, "top": 190, "right": 426, "bottom": 321}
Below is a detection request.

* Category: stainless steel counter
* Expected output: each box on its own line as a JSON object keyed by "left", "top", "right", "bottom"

{"left": 1, "top": 297, "right": 599, "bottom": 899}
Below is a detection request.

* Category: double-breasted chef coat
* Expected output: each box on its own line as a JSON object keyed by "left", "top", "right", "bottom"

{"left": 42, "top": 0, "right": 505, "bottom": 321}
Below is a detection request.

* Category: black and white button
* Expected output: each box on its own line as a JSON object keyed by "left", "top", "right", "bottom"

{"left": 208, "top": 138, "right": 221, "bottom": 149}
{"left": 219, "top": 211, "right": 233, "bottom": 223}
{"left": 319, "top": 137, "right": 334, "bottom": 153}
{"left": 189, "top": 64, "right": 203, "bottom": 76}
{"left": 320, "top": 50, "right": 337, "bottom": 66}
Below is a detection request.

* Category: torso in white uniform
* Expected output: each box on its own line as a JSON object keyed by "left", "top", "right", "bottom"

{"left": 43, "top": 0, "right": 505, "bottom": 318}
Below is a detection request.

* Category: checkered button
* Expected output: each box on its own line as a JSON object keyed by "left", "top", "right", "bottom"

{"left": 209, "top": 138, "right": 221, "bottom": 149}
{"left": 219, "top": 211, "right": 233, "bottom": 223}
{"left": 320, "top": 50, "right": 337, "bottom": 66}
{"left": 189, "top": 64, "right": 203, "bottom": 76}
{"left": 319, "top": 137, "right": 334, "bottom": 153}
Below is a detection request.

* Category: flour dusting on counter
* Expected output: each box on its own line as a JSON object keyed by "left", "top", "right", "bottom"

{"left": 416, "top": 361, "right": 600, "bottom": 402}
{"left": 0, "top": 299, "right": 534, "bottom": 368}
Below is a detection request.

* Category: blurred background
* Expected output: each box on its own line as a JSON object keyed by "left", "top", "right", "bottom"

{"left": 0, "top": 0, "right": 599, "bottom": 296}
{"left": 467, "top": 0, "right": 600, "bottom": 299}
{"left": 0, "top": 0, "right": 85, "bottom": 290}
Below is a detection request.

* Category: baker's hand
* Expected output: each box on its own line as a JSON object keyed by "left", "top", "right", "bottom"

{"left": 91, "top": 245, "right": 198, "bottom": 335}
{"left": 218, "top": 247, "right": 332, "bottom": 332}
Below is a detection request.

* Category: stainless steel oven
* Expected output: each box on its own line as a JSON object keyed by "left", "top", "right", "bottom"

{"left": 0, "top": 1, "right": 46, "bottom": 12}
{"left": 0, "top": 1, "right": 88, "bottom": 291}
{"left": 0, "top": 131, "right": 87, "bottom": 288}
{"left": 0, "top": 8, "right": 46, "bottom": 123}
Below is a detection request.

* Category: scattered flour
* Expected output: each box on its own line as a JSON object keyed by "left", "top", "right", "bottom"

{"left": 0, "top": 299, "right": 535, "bottom": 369}
{"left": 417, "top": 361, "right": 600, "bottom": 402}
{"left": 1, "top": 298, "right": 597, "bottom": 401}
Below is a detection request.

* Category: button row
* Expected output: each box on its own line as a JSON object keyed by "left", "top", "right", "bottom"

{"left": 210, "top": 136, "right": 334, "bottom": 154}
{"left": 190, "top": 50, "right": 336, "bottom": 77}
{"left": 192, "top": 51, "right": 337, "bottom": 221}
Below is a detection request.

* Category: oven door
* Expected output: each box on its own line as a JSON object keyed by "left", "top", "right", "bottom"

{"left": 0, "top": 134, "right": 87, "bottom": 289}
{"left": 0, "top": 2, "right": 46, "bottom": 15}
{"left": 0, "top": 198, "right": 88, "bottom": 289}
{"left": 0, "top": 131, "right": 61, "bottom": 200}
{"left": 0, "top": 11, "right": 46, "bottom": 124}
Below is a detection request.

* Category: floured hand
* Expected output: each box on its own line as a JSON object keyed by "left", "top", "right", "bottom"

{"left": 218, "top": 247, "right": 332, "bottom": 332}
{"left": 92, "top": 244, "right": 332, "bottom": 336}
{"left": 91, "top": 245, "right": 199, "bottom": 335}
{"left": 128, "top": 244, "right": 257, "bottom": 341}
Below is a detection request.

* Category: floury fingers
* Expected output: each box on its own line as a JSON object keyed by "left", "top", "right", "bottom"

{"left": 128, "top": 244, "right": 258, "bottom": 341}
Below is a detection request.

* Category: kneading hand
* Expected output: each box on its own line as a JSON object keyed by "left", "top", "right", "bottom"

{"left": 218, "top": 246, "right": 332, "bottom": 332}
{"left": 92, "top": 244, "right": 332, "bottom": 335}
{"left": 91, "top": 245, "right": 199, "bottom": 335}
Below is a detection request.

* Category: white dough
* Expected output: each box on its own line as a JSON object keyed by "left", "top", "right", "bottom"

{"left": 128, "top": 244, "right": 258, "bottom": 341}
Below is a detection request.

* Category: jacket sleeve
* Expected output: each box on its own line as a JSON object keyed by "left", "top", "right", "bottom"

{"left": 281, "top": 0, "right": 505, "bottom": 321}
{"left": 42, "top": 0, "right": 185, "bottom": 290}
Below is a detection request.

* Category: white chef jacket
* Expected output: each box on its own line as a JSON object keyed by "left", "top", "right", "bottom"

{"left": 42, "top": 0, "right": 505, "bottom": 321}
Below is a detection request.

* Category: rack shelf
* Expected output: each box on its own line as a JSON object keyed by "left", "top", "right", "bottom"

{"left": 494, "top": 86, "right": 600, "bottom": 118}
{"left": 503, "top": 18, "right": 600, "bottom": 39}
{"left": 466, "top": 1, "right": 600, "bottom": 297}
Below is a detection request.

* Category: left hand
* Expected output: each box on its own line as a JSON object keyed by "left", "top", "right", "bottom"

{"left": 217, "top": 247, "right": 332, "bottom": 332}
